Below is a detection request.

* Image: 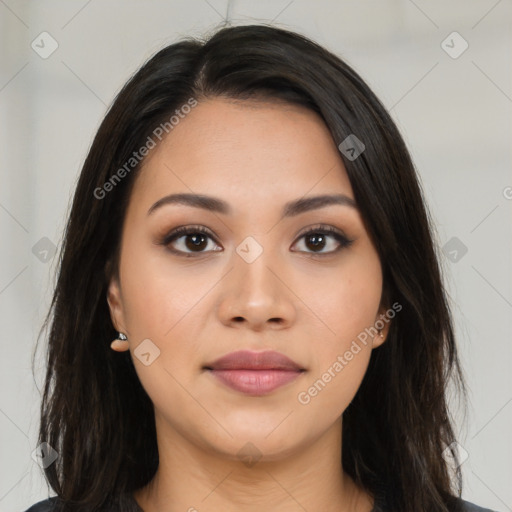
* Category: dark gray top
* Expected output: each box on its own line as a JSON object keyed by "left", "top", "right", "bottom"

{"left": 24, "top": 495, "right": 499, "bottom": 512}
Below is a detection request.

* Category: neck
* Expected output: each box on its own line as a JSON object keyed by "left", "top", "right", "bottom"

{"left": 133, "top": 415, "right": 374, "bottom": 512}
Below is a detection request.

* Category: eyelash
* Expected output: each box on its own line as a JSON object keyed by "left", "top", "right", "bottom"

{"left": 158, "top": 224, "right": 354, "bottom": 259}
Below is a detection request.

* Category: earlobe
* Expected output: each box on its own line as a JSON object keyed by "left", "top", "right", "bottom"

{"left": 373, "top": 304, "right": 391, "bottom": 348}
{"left": 372, "top": 328, "right": 387, "bottom": 349}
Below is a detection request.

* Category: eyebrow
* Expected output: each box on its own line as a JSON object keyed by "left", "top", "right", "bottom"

{"left": 147, "top": 192, "right": 358, "bottom": 218}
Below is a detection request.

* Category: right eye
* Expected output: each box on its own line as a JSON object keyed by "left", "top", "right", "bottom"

{"left": 160, "top": 225, "right": 222, "bottom": 257}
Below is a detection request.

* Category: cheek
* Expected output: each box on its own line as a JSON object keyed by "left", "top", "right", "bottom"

{"left": 118, "top": 242, "right": 205, "bottom": 408}
{"left": 296, "top": 281, "right": 377, "bottom": 419}
{"left": 301, "top": 247, "right": 383, "bottom": 347}
{"left": 119, "top": 238, "right": 221, "bottom": 401}
{"left": 299, "top": 348, "right": 372, "bottom": 421}
{"left": 120, "top": 237, "right": 213, "bottom": 339}
{"left": 295, "top": 250, "right": 381, "bottom": 410}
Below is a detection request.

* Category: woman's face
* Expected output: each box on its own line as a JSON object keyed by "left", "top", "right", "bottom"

{"left": 107, "top": 97, "right": 389, "bottom": 462}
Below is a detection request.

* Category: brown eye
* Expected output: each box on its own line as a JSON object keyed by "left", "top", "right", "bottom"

{"left": 181, "top": 233, "right": 209, "bottom": 251}
{"left": 161, "top": 226, "right": 221, "bottom": 257}
{"left": 292, "top": 225, "right": 354, "bottom": 255}
{"left": 303, "top": 233, "right": 329, "bottom": 252}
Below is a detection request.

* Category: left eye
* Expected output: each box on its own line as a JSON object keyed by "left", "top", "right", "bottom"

{"left": 291, "top": 227, "right": 354, "bottom": 255}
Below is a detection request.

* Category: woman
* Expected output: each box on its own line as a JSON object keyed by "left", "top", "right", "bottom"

{"left": 26, "top": 24, "right": 497, "bottom": 512}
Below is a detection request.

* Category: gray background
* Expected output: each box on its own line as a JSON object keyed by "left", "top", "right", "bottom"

{"left": 0, "top": 1, "right": 511, "bottom": 511}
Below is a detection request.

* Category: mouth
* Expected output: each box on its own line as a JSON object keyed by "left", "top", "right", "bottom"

{"left": 203, "top": 350, "right": 306, "bottom": 396}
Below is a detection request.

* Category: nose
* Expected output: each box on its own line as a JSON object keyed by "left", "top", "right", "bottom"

{"left": 216, "top": 241, "right": 297, "bottom": 332}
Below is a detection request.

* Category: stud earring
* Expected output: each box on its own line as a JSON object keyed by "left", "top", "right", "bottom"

{"left": 110, "top": 332, "right": 129, "bottom": 351}
{"left": 378, "top": 329, "right": 384, "bottom": 338}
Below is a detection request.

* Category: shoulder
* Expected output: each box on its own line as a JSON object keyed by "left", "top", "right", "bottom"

{"left": 458, "top": 498, "right": 499, "bottom": 512}
{"left": 372, "top": 495, "right": 497, "bottom": 512}
{"left": 23, "top": 497, "right": 58, "bottom": 512}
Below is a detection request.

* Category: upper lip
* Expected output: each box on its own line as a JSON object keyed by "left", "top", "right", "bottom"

{"left": 204, "top": 350, "right": 304, "bottom": 371}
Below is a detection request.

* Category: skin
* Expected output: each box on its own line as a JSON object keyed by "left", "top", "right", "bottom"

{"left": 107, "top": 97, "right": 390, "bottom": 512}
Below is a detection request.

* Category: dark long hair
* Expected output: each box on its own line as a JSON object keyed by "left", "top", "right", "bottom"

{"left": 33, "top": 23, "right": 468, "bottom": 512}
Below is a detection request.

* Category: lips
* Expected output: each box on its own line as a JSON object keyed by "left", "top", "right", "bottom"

{"left": 204, "top": 349, "right": 304, "bottom": 371}
{"left": 203, "top": 350, "right": 305, "bottom": 396}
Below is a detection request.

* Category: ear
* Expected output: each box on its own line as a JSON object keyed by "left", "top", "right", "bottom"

{"left": 107, "top": 275, "right": 127, "bottom": 335}
{"left": 372, "top": 303, "right": 391, "bottom": 349}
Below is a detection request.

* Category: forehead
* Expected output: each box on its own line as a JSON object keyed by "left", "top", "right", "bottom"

{"left": 131, "top": 97, "right": 354, "bottom": 211}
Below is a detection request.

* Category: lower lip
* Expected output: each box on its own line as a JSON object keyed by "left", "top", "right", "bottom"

{"left": 207, "top": 369, "right": 302, "bottom": 396}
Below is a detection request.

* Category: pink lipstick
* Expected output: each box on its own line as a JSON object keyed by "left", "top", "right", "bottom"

{"left": 204, "top": 350, "right": 305, "bottom": 396}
